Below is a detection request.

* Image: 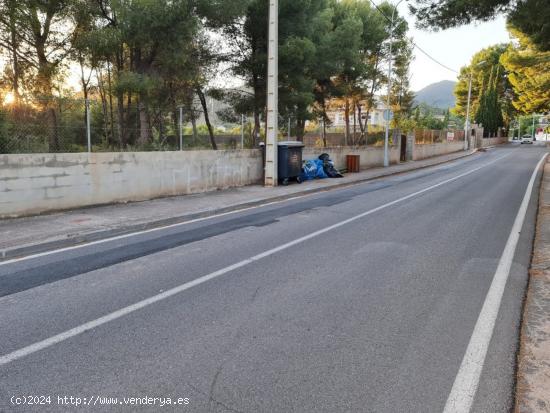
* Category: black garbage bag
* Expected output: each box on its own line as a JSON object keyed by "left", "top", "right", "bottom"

{"left": 318, "top": 153, "right": 344, "bottom": 178}
{"left": 325, "top": 162, "right": 344, "bottom": 178}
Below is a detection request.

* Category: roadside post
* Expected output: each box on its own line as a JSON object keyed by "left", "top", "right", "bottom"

{"left": 179, "top": 107, "right": 183, "bottom": 151}
{"left": 265, "top": 0, "right": 278, "bottom": 186}
{"left": 85, "top": 99, "right": 91, "bottom": 153}
{"left": 384, "top": 0, "right": 404, "bottom": 167}
{"left": 464, "top": 74, "right": 473, "bottom": 150}
{"left": 241, "top": 114, "right": 245, "bottom": 149}
{"left": 288, "top": 118, "right": 291, "bottom": 140}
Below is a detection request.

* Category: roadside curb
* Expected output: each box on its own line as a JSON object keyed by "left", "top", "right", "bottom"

{"left": 0, "top": 149, "right": 479, "bottom": 261}
{"left": 515, "top": 157, "right": 550, "bottom": 412}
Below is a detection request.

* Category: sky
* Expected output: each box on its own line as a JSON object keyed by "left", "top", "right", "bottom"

{"left": 398, "top": 3, "right": 512, "bottom": 91}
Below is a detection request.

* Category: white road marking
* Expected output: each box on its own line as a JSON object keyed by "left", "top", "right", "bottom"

{"left": 0, "top": 198, "right": 302, "bottom": 267}
{"left": 443, "top": 152, "right": 548, "bottom": 413}
{"left": 0, "top": 153, "right": 511, "bottom": 367}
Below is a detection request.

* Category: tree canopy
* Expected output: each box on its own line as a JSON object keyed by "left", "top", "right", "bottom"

{"left": 409, "top": 0, "right": 550, "bottom": 52}
{"left": 0, "top": 0, "right": 414, "bottom": 152}
{"left": 217, "top": 0, "right": 412, "bottom": 142}
{"left": 474, "top": 65, "right": 504, "bottom": 136}
{"left": 453, "top": 44, "right": 514, "bottom": 130}
{"left": 501, "top": 28, "right": 550, "bottom": 114}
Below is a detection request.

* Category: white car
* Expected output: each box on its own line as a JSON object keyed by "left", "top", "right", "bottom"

{"left": 521, "top": 135, "right": 534, "bottom": 144}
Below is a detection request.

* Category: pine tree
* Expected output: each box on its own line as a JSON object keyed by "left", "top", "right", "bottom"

{"left": 410, "top": 0, "right": 550, "bottom": 52}
{"left": 501, "top": 27, "right": 550, "bottom": 114}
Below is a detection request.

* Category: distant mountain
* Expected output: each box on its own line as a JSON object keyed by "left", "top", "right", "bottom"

{"left": 414, "top": 80, "right": 457, "bottom": 109}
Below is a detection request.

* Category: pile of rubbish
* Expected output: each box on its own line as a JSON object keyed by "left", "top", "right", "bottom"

{"left": 300, "top": 153, "right": 344, "bottom": 181}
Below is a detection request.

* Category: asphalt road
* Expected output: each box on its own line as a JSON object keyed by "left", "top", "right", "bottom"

{"left": 0, "top": 145, "right": 547, "bottom": 412}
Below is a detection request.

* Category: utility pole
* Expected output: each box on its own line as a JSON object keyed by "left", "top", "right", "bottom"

{"left": 265, "top": 0, "right": 278, "bottom": 186}
{"left": 532, "top": 113, "right": 536, "bottom": 139}
{"left": 383, "top": 0, "right": 407, "bottom": 166}
{"left": 464, "top": 73, "right": 473, "bottom": 150}
{"left": 384, "top": 2, "right": 400, "bottom": 167}
{"left": 85, "top": 99, "right": 91, "bottom": 153}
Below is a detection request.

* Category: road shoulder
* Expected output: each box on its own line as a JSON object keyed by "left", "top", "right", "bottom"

{"left": 516, "top": 157, "right": 550, "bottom": 412}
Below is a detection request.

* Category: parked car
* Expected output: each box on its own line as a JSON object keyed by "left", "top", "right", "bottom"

{"left": 521, "top": 135, "right": 534, "bottom": 144}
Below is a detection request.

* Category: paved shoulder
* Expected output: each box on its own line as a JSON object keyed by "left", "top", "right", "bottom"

{"left": 516, "top": 157, "right": 550, "bottom": 412}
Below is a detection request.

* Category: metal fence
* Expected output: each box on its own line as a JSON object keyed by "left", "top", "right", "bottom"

{"left": 414, "top": 129, "right": 465, "bottom": 145}
{"left": 0, "top": 98, "right": 255, "bottom": 154}
{"left": 302, "top": 131, "right": 393, "bottom": 147}
{"left": 0, "top": 97, "right": 467, "bottom": 154}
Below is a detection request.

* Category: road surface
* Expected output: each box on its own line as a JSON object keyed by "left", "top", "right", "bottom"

{"left": 0, "top": 145, "right": 547, "bottom": 412}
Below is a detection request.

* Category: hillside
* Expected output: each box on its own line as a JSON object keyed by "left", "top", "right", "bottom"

{"left": 415, "top": 80, "right": 457, "bottom": 109}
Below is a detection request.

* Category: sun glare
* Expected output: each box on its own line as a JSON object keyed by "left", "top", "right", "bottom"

{"left": 3, "top": 92, "right": 15, "bottom": 105}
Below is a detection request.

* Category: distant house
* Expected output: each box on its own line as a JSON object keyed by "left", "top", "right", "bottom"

{"left": 325, "top": 97, "right": 390, "bottom": 130}
{"left": 536, "top": 115, "right": 550, "bottom": 141}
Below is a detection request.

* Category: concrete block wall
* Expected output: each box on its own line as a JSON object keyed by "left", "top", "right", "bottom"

{"left": 303, "top": 146, "right": 401, "bottom": 171}
{"left": 0, "top": 134, "right": 506, "bottom": 218}
{"left": 481, "top": 137, "right": 507, "bottom": 147}
{"left": 0, "top": 150, "right": 263, "bottom": 217}
{"left": 412, "top": 141, "right": 465, "bottom": 161}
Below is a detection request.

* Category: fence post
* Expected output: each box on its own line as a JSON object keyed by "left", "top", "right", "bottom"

{"left": 179, "top": 106, "right": 183, "bottom": 151}
{"left": 85, "top": 99, "right": 91, "bottom": 153}
{"left": 321, "top": 118, "right": 326, "bottom": 147}
{"left": 288, "top": 118, "right": 291, "bottom": 140}
{"left": 241, "top": 114, "right": 245, "bottom": 149}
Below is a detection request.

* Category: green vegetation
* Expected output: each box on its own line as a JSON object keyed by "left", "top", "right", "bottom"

{"left": 0, "top": 0, "right": 247, "bottom": 152}
{"left": 501, "top": 28, "right": 550, "bottom": 114}
{"left": 474, "top": 66, "right": 504, "bottom": 136}
{"left": 452, "top": 29, "right": 549, "bottom": 136}
{"left": 0, "top": 108, "right": 7, "bottom": 151}
{"left": 453, "top": 45, "right": 514, "bottom": 127}
{"left": 215, "top": 0, "right": 413, "bottom": 144}
{"left": 0, "top": 0, "right": 416, "bottom": 152}
{"left": 398, "top": 104, "right": 461, "bottom": 132}
{"left": 409, "top": 0, "right": 550, "bottom": 52}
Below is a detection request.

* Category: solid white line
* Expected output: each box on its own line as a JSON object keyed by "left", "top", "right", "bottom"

{"left": 0, "top": 153, "right": 510, "bottom": 367}
{"left": 443, "top": 152, "right": 548, "bottom": 413}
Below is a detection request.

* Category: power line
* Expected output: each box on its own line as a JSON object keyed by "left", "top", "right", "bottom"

{"left": 366, "top": 0, "right": 459, "bottom": 74}
{"left": 412, "top": 43, "right": 459, "bottom": 74}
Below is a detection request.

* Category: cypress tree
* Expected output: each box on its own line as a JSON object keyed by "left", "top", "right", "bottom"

{"left": 475, "top": 66, "right": 504, "bottom": 136}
